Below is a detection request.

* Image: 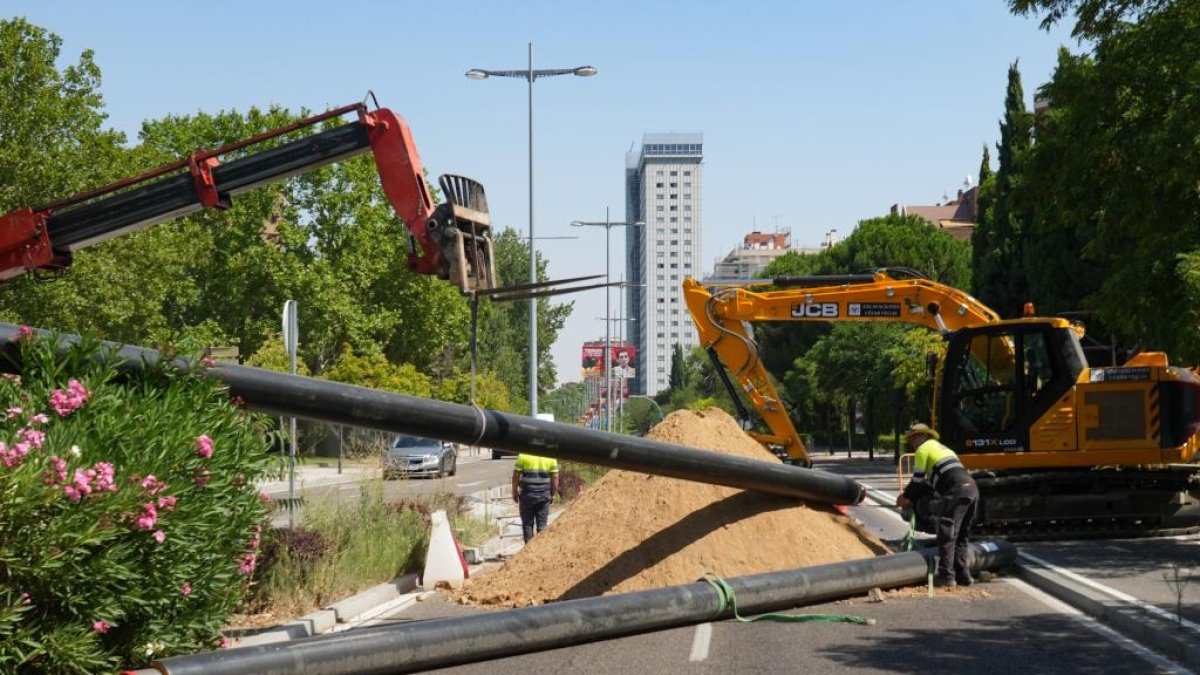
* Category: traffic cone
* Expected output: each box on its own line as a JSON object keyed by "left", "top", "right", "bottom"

{"left": 421, "top": 509, "right": 469, "bottom": 589}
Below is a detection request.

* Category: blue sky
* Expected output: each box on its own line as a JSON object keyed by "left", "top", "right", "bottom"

{"left": 8, "top": 1, "right": 1076, "bottom": 388}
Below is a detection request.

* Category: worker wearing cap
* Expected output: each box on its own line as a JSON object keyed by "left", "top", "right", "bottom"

{"left": 896, "top": 423, "right": 979, "bottom": 587}
{"left": 512, "top": 453, "right": 559, "bottom": 543}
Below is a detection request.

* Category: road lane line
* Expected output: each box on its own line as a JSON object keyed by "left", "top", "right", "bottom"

{"left": 1003, "top": 578, "right": 1192, "bottom": 675}
{"left": 1020, "top": 551, "right": 1200, "bottom": 634}
{"left": 688, "top": 622, "right": 712, "bottom": 662}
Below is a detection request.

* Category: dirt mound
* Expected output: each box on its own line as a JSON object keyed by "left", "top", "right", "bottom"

{"left": 460, "top": 408, "right": 886, "bottom": 607}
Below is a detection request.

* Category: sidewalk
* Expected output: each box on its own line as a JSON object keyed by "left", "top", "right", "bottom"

{"left": 257, "top": 462, "right": 380, "bottom": 497}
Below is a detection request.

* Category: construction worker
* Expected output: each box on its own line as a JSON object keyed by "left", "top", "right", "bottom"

{"left": 512, "top": 453, "right": 559, "bottom": 543}
{"left": 896, "top": 423, "right": 979, "bottom": 587}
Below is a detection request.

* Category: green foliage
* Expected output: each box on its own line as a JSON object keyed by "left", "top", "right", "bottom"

{"left": 1015, "top": 2, "right": 1200, "bottom": 360}
{"left": 319, "top": 345, "right": 432, "bottom": 398}
{"left": 974, "top": 61, "right": 1034, "bottom": 318}
{"left": 433, "top": 370, "right": 516, "bottom": 412}
{"left": 244, "top": 334, "right": 312, "bottom": 376}
{"left": 0, "top": 18, "right": 128, "bottom": 212}
{"left": 481, "top": 228, "right": 571, "bottom": 407}
{"left": 0, "top": 332, "right": 274, "bottom": 671}
{"left": 1009, "top": 0, "right": 1171, "bottom": 39}
{"left": 250, "top": 483, "right": 426, "bottom": 615}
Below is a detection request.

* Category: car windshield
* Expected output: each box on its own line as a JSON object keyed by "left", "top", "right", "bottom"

{"left": 391, "top": 435, "right": 440, "bottom": 450}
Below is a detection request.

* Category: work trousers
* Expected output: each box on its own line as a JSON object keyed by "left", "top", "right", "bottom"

{"left": 519, "top": 491, "right": 552, "bottom": 543}
{"left": 935, "top": 486, "right": 978, "bottom": 581}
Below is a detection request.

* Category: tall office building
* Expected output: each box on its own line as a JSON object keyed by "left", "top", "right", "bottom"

{"left": 624, "top": 133, "right": 703, "bottom": 397}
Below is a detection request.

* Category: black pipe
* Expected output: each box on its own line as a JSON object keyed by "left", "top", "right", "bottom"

{"left": 0, "top": 325, "right": 865, "bottom": 505}
{"left": 153, "top": 541, "right": 1017, "bottom": 675}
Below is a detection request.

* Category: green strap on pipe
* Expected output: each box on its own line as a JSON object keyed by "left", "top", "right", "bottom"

{"left": 700, "top": 573, "right": 874, "bottom": 625}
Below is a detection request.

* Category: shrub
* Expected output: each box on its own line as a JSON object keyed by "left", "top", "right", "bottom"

{"left": 0, "top": 331, "right": 274, "bottom": 672}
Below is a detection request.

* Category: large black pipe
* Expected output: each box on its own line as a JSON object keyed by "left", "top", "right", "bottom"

{"left": 153, "top": 541, "right": 1017, "bottom": 675}
{"left": 0, "top": 325, "right": 865, "bottom": 505}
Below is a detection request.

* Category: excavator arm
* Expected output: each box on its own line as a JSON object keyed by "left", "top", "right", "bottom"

{"left": 0, "top": 101, "right": 496, "bottom": 292}
{"left": 682, "top": 269, "right": 1000, "bottom": 464}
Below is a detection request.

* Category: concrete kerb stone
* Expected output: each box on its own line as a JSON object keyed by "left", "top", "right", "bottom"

{"left": 224, "top": 573, "right": 418, "bottom": 648}
{"left": 1014, "top": 554, "right": 1200, "bottom": 667}
{"left": 327, "top": 574, "right": 419, "bottom": 624}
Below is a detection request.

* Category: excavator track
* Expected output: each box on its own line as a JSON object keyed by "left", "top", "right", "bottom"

{"left": 973, "top": 466, "right": 1200, "bottom": 541}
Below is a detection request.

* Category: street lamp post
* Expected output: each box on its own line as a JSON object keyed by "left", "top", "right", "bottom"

{"left": 467, "top": 44, "right": 597, "bottom": 417}
{"left": 572, "top": 209, "right": 642, "bottom": 432}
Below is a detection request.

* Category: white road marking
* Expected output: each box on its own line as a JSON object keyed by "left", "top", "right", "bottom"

{"left": 457, "top": 481, "right": 485, "bottom": 488}
{"left": 1002, "top": 578, "right": 1193, "bottom": 675}
{"left": 688, "top": 622, "right": 712, "bottom": 662}
{"left": 858, "top": 476, "right": 1195, "bottom": 670}
{"left": 1020, "top": 551, "right": 1200, "bottom": 635}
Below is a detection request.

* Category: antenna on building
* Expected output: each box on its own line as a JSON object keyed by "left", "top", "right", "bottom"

{"left": 964, "top": 174, "right": 973, "bottom": 189}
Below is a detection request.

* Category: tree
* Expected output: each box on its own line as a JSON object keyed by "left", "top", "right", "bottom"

{"left": 0, "top": 18, "right": 128, "bottom": 212}
{"left": 971, "top": 144, "right": 995, "bottom": 295}
{"left": 1009, "top": 0, "right": 1172, "bottom": 39}
{"left": 479, "top": 228, "right": 571, "bottom": 408}
{"left": 975, "top": 62, "right": 1034, "bottom": 318}
{"left": 1018, "top": 3, "right": 1200, "bottom": 360}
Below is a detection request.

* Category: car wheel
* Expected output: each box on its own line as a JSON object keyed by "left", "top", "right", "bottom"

{"left": 436, "top": 460, "right": 445, "bottom": 479}
{"left": 492, "top": 450, "right": 501, "bottom": 460}
{"left": 449, "top": 457, "right": 457, "bottom": 476}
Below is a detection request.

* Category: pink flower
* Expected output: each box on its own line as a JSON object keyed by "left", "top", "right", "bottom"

{"left": 93, "top": 462, "right": 116, "bottom": 493}
{"left": 218, "top": 636, "right": 229, "bottom": 649}
{"left": 18, "top": 428, "right": 45, "bottom": 449}
{"left": 18, "top": 325, "right": 33, "bottom": 341}
{"left": 1, "top": 373, "right": 20, "bottom": 385}
{"left": 49, "top": 379, "right": 89, "bottom": 418}
{"left": 29, "top": 413, "right": 48, "bottom": 426}
{"left": 200, "top": 355, "right": 217, "bottom": 368}
{"left": 181, "top": 582, "right": 192, "bottom": 597}
{"left": 92, "top": 620, "right": 109, "bottom": 633}
{"left": 46, "top": 455, "right": 68, "bottom": 484}
{"left": 64, "top": 485, "right": 82, "bottom": 502}
{"left": 140, "top": 475, "right": 166, "bottom": 495}
{"left": 258, "top": 490, "right": 272, "bottom": 503}
{"left": 134, "top": 502, "right": 157, "bottom": 531}
{"left": 19, "top": 592, "right": 30, "bottom": 605}
{"left": 157, "top": 495, "right": 177, "bottom": 511}
{"left": 153, "top": 530, "right": 165, "bottom": 544}
{"left": 195, "top": 434, "right": 214, "bottom": 459}
{"left": 6, "top": 407, "right": 22, "bottom": 420}
{"left": 237, "top": 552, "right": 257, "bottom": 575}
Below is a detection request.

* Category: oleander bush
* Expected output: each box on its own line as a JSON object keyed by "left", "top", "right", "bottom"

{"left": 0, "top": 330, "right": 274, "bottom": 673}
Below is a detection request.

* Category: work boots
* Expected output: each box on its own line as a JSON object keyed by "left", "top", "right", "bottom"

{"left": 933, "top": 575, "right": 957, "bottom": 588}
{"left": 956, "top": 574, "right": 975, "bottom": 587}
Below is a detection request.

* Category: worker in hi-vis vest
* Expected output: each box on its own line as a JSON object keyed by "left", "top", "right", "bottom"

{"left": 512, "top": 453, "right": 559, "bottom": 543}
{"left": 896, "top": 423, "right": 979, "bottom": 587}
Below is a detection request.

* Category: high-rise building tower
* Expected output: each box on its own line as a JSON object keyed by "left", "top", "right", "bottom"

{"left": 624, "top": 133, "right": 703, "bottom": 397}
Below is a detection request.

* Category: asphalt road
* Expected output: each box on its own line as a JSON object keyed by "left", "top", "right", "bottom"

{"left": 354, "top": 454, "right": 1193, "bottom": 674}
{"left": 269, "top": 452, "right": 515, "bottom": 528}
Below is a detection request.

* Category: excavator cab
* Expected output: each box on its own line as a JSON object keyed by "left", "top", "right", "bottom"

{"left": 936, "top": 321, "right": 1086, "bottom": 455}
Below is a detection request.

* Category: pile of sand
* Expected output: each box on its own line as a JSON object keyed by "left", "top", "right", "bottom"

{"left": 460, "top": 408, "right": 886, "bottom": 607}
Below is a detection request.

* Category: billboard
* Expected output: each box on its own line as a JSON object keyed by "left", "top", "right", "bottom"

{"left": 581, "top": 342, "right": 637, "bottom": 397}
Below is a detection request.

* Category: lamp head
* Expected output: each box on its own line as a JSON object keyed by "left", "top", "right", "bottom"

{"left": 573, "top": 66, "right": 598, "bottom": 77}
{"left": 465, "top": 69, "right": 489, "bottom": 80}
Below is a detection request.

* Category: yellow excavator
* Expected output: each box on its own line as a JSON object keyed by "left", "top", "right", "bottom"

{"left": 684, "top": 268, "right": 1200, "bottom": 538}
